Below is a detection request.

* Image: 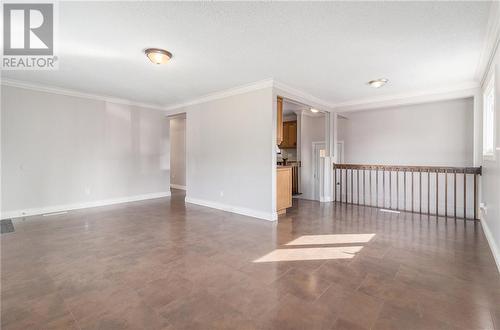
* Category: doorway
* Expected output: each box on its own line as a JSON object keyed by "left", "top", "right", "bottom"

{"left": 169, "top": 113, "right": 187, "bottom": 192}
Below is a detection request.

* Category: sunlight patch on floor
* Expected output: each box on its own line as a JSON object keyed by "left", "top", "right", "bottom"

{"left": 253, "top": 233, "right": 376, "bottom": 263}
{"left": 253, "top": 246, "right": 363, "bottom": 262}
{"left": 284, "top": 233, "right": 375, "bottom": 246}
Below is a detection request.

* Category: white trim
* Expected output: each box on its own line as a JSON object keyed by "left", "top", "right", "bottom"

{"left": 165, "top": 79, "right": 334, "bottom": 113}
{"left": 185, "top": 196, "right": 277, "bottom": 221}
{"left": 165, "top": 78, "right": 274, "bottom": 111}
{"left": 473, "top": 90, "right": 483, "bottom": 167}
{"left": 0, "top": 191, "right": 171, "bottom": 220}
{"left": 482, "top": 75, "right": 496, "bottom": 161}
{"left": 335, "top": 82, "right": 479, "bottom": 113}
{"left": 2, "top": 77, "right": 482, "bottom": 116}
{"left": 1, "top": 78, "right": 168, "bottom": 111}
{"left": 481, "top": 212, "right": 500, "bottom": 273}
{"left": 170, "top": 184, "right": 186, "bottom": 190}
{"left": 476, "top": 1, "right": 500, "bottom": 87}
{"left": 273, "top": 80, "right": 333, "bottom": 111}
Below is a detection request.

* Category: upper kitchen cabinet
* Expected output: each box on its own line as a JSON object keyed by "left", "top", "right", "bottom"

{"left": 279, "top": 121, "right": 297, "bottom": 149}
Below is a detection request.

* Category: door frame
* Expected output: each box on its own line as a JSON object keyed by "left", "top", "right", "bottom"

{"left": 167, "top": 112, "right": 188, "bottom": 192}
{"left": 312, "top": 141, "right": 326, "bottom": 201}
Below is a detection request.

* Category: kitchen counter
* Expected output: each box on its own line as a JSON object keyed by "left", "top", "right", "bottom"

{"left": 276, "top": 166, "right": 292, "bottom": 215}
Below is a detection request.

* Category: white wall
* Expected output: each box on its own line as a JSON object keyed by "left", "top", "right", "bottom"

{"left": 300, "top": 114, "right": 326, "bottom": 200}
{"left": 338, "top": 98, "right": 474, "bottom": 166}
{"left": 169, "top": 115, "right": 186, "bottom": 189}
{"left": 1, "top": 85, "right": 170, "bottom": 219}
{"left": 177, "top": 87, "right": 275, "bottom": 221}
{"left": 480, "top": 40, "right": 500, "bottom": 272}
{"left": 336, "top": 98, "right": 475, "bottom": 218}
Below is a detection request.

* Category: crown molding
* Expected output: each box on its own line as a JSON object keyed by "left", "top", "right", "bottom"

{"left": 334, "top": 81, "right": 480, "bottom": 113}
{"left": 2, "top": 77, "right": 482, "bottom": 115}
{"left": 476, "top": 1, "right": 500, "bottom": 87}
{"left": 273, "top": 80, "right": 334, "bottom": 112}
{"left": 164, "top": 78, "right": 335, "bottom": 113}
{"left": 0, "top": 78, "right": 168, "bottom": 111}
{"left": 165, "top": 78, "right": 274, "bottom": 111}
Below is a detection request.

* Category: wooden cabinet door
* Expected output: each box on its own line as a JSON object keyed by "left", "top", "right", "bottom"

{"left": 277, "top": 97, "right": 283, "bottom": 145}
{"left": 281, "top": 121, "right": 290, "bottom": 148}
{"left": 279, "top": 121, "right": 297, "bottom": 149}
{"left": 288, "top": 121, "right": 297, "bottom": 148}
{"left": 277, "top": 167, "right": 292, "bottom": 212}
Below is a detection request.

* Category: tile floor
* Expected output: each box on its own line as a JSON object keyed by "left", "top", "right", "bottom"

{"left": 2, "top": 189, "right": 500, "bottom": 329}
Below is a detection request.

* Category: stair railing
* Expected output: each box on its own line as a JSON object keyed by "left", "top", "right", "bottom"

{"left": 333, "top": 163, "right": 482, "bottom": 220}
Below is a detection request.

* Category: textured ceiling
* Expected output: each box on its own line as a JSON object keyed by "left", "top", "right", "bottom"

{"left": 2, "top": 1, "right": 491, "bottom": 107}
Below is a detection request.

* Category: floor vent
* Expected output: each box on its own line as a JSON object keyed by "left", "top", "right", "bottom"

{"left": 0, "top": 219, "right": 15, "bottom": 234}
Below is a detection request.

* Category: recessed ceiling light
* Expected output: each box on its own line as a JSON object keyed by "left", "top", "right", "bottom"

{"left": 368, "top": 78, "right": 389, "bottom": 88}
{"left": 145, "top": 48, "right": 172, "bottom": 65}
{"left": 310, "top": 108, "right": 319, "bottom": 113}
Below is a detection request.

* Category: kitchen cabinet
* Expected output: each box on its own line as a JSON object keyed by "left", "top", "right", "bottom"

{"left": 279, "top": 121, "right": 297, "bottom": 149}
{"left": 277, "top": 166, "right": 292, "bottom": 215}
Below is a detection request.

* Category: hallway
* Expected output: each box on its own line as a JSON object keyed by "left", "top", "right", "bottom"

{"left": 2, "top": 190, "right": 499, "bottom": 329}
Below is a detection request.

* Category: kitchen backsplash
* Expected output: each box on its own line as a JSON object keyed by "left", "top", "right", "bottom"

{"left": 278, "top": 148, "right": 297, "bottom": 161}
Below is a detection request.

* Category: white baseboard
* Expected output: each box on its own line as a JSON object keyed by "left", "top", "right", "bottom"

{"left": 0, "top": 191, "right": 171, "bottom": 220}
{"left": 480, "top": 213, "right": 500, "bottom": 274}
{"left": 170, "top": 184, "right": 186, "bottom": 190}
{"left": 185, "top": 196, "right": 277, "bottom": 221}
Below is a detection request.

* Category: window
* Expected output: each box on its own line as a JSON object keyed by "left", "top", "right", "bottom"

{"left": 483, "top": 77, "right": 496, "bottom": 159}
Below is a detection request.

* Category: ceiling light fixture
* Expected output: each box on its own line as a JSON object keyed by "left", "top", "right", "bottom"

{"left": 310, "top": 108, "right": 319, "bottom": 113}
{"left": 368, "top": 78, "right": 389, "bottom": 88}
{"left": 145, "top": 48, "right": 172, "bottom": 65}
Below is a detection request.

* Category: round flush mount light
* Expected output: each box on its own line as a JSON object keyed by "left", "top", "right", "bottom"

{"left": 145, "top": 48, "right": 172, "bottom": 65}
{"left": 310, "top": 108, "right": 319, "bottom": 113}
{"left": 368, "top": 78, "right": 389, "bottom": 88}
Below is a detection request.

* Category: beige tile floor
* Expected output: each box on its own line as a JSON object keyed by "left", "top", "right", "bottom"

{"left": 1, "top": 189, "right": 500, "bottom": 329}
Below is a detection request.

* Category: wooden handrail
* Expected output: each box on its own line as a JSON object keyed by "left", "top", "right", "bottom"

{"left": 332, "top": 163, "right": 482, "bottom": 220}
{"left": 333, "top": 163, "right": 481, "bottom": 175}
